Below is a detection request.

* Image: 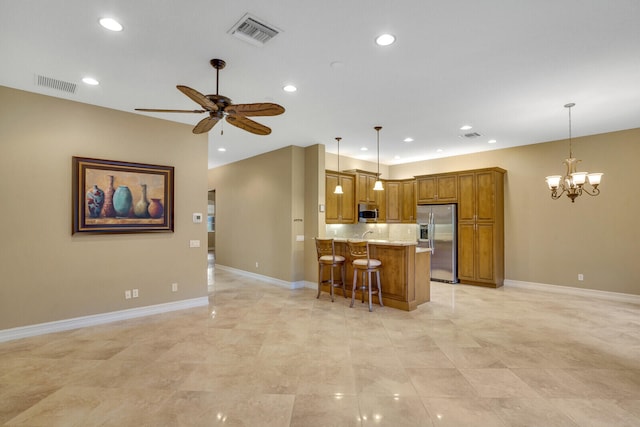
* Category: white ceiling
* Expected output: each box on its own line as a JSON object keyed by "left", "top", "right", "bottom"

{"left": 2, "top": 1, "right": 639, "bottom": 169}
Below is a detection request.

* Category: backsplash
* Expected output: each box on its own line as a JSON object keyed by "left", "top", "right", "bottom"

{"left": 326, "top": 223, "right": 418, "bottom": 242}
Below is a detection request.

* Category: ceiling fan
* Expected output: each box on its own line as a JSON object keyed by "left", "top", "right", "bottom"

{"left": 135, "top": 59, "right": 285, "bottom": 135}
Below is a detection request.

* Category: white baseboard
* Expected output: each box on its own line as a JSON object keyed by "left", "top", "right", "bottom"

{"left": 0, "top": 297, "right": 209, "bottom": 343}
{"left": 504, "top": 279, "right": 640, "bottom": 304}
{"left": 215, "top": 265, "right": 309, "bottom": 289}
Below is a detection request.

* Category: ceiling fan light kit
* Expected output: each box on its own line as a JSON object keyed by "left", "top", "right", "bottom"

{"left": 135, "top": 58, "right": 285, "bottom": 135}
{"left": 545, "top": 103, "right": 603, "bottom": 203}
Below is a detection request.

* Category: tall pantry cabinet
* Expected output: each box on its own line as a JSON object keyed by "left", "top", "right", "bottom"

{"left": 457, "top": 167, "right": 505, "bottom": 287}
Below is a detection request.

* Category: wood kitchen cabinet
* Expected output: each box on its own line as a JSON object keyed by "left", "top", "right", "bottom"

{"left": 457, "top": 168, "right": 505, "bottom": 287}
{"left": 325, "top": 171, "right": 356, "bottom": 224}
{"left": 416, "top": 174, "right": 458, "bottom": 203}
{"left": 386, "top": 179, "right": 416, "bottom": 223}
{"left": 401, "top": 180, "right": 416, "bottom": 223}
{"left": 351, "top": 169, "right": 386, "bottom": 222}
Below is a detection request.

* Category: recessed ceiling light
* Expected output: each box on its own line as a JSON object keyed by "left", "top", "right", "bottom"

{"left": 375, "top": 34, "right": 396, "bottom": 46}
{"left": 217, "top": 147, "right": 226, "bottom": 152}
{"left": 394, "top": 155, "right": 401, "bottom": 160}
{"left": 488, "top": 139, "right": 497, "bottom": 144}
{"left": 460, "top": 125, "right": 472, "bottom": 131}
{"left": 360, "top": 147, "right": 368, "bottom": 151}
{"left": 283, "top": 84, "right": 297, "bottom": 93}
{"left": 436, "top": 148, "right": 443, "bottom": 153}
{"left": 99, "top": 18, "right": 123, "bottom": 32}
{"left": 403, "top": 137, "right": 414, "bottom": 142}
{"left": 82, "top": 77, "right": 99, "bottom": 85}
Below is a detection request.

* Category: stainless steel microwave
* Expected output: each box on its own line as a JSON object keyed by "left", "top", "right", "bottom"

{"left": 358, "top": 203, "right": 378, "bottom": 223}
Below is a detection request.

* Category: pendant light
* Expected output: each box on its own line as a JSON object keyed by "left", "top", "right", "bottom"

{"left": 373, "top": 126, "right": 384, "bottom": 191}
{"left": 334, "top": 137, "right": 343, "bottom": 194}
{"left": 545, "top": 103, "right": 603, "bottom": 202}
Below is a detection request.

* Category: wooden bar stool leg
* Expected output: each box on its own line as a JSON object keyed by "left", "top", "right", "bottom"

{"left": 317, "top": 264, "right": 323, "bottom": 299}
{"left": 341, "top": 263, "right": 347, "bottom": 298}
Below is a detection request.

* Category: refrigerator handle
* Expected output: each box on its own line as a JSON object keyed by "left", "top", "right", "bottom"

{"left": 429, "top": 212, "right": 435, "bottom": 254}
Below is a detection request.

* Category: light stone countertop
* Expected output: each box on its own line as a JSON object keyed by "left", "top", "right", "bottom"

{"left": 332, "top": 238, "right": 423, "bottom": 248}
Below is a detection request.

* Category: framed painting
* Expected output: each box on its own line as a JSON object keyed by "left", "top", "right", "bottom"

{"left": 72, "top": 157, "right": 174, "bottom": 234}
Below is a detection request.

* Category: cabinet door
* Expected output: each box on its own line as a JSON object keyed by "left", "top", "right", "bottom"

{"left": 340, "top": 175, "right": 356, "bottom": 223}
{"left": 476, "top": 171, "right": 496, "bottom": 222}
{"left": 385, "top": 182, "right": 401, "bottom": 223}
{"left": 325, "top": 174, "right": 339, "bottom": 223}
{"left": 417, "top": 177, "right": 437, "bottom": 203}
{"left": 458, "top": 173, "right": 476, "bottom": 222}
{"left": 401, "top": 180, "right": 416, "bottom": 223}
{"left": 476, "top": 223, "right": 495, "bottom": 282}
{"left": 374, "top": 184, "right": 386, "bottom": 222}
{"left": 457, "top": 223, "right": 476, "bottom": 281}
{"left": 437, "top": 175, "right": 458, "bottom": 202}
{"left": 325, "top": 173, "right": 355, "bottom": 223}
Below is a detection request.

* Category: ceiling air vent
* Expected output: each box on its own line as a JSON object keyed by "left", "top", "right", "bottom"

{"left": 228, "top": 13, "right": 281, "bottom": 47}
{"left": 35, "top": 74, "right": 77, "bottom": 94}
{"left": 461, "top": 132, "right": 482, "bottom": 138}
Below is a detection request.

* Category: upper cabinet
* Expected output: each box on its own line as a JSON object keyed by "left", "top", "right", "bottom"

{"left": 325, "top": 170, "right": 356, "bottom": 224}
{"left": 416, "top": 174, "right": 458, "bottom": 203}
{"left": 386, "top": 179, "right": 416, "bottom": 223}
{"left": 350, "top": 169, "right": 386, "bottom": 222}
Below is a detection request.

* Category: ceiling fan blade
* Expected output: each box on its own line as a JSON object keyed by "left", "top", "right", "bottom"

{"left": 193, "top": 115, "right": 220, "bottom": 134}
{"left": 225, "top": 103, "right": 285, "bottom": 117}
{"left": 135, "top": 108, "right": 206, "bottom": 113}
{"left": 177, "top": 85, "right": 218, "bottom": 111}
{"left": 226, "top": 115, "right": 271, "bottom": 135}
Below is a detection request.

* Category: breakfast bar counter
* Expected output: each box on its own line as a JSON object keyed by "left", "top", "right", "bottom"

{"left": 321, "top": 239, "right": 431, "bottom": 311}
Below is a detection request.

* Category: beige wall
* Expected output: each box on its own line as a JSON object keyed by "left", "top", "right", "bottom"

{"left": 0, "top": 86, "right": 209, "bottom": 330}
{"left": 389, "top": 129, "right": 640, "bottom": 295}
{"left": 210, "top": 127, "right": 639, "bottom": 296}
{"left": 208, "top": 145, "right": 309, "bottom": 283}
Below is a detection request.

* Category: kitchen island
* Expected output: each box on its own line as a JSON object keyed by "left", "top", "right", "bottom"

{"left": 320, "top": 239, "right": 431, "bottom": 311}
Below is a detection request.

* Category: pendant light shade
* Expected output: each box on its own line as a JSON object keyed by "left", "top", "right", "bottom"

{"left": 373, "top": 126, "right": 383, "bottom": 191}
{"left": 334, "top": 137, "right": 343, "bottom": 194}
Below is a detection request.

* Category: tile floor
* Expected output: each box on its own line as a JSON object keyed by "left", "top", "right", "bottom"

{"left": 1, "top": 258, "right": 639, "bottom": 426}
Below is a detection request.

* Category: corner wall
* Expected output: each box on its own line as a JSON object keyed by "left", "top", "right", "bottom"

{"left": 208, "top": 145, "right": 309, "bottom": 283}
{"left": 0, "top": 86, "right": 209, "bottom": 330}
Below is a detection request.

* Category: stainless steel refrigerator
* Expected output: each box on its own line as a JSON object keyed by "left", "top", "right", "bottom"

{"left": 417, "top": 204, "right": 458, "bottom": 283}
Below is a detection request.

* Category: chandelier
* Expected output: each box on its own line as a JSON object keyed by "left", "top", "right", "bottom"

{"left": 545, "top": 103, "right": 603, "bottom": 203}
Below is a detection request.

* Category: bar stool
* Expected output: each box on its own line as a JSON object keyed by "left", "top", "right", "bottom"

{"left": 315, "top": 238, "right": 346, "bottom": 302}
{"left": 347, "top": 240, "right": 384, "bottom": 312}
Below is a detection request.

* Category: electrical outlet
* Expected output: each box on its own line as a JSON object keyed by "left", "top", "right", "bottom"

{"left": 172, "top": 283, "right": 178, "bottom": 292}
{"left": 578, "top": 274, "right": 584, "bottom": 281}
{"left": 125, "top": 290, "right": 132, "bottom": 299}
{"left": 132, "top": 289, "right": 139, "bottom": 298}
{"left": 255, "top": 262, "right": 259, "bottom": 268}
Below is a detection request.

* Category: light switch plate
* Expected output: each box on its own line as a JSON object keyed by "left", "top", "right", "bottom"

{"left": 193, "top": 213, "right": 203, "bottom": 223}
{"left": 189, "top": 240, "right": 200, "bottom": 248}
